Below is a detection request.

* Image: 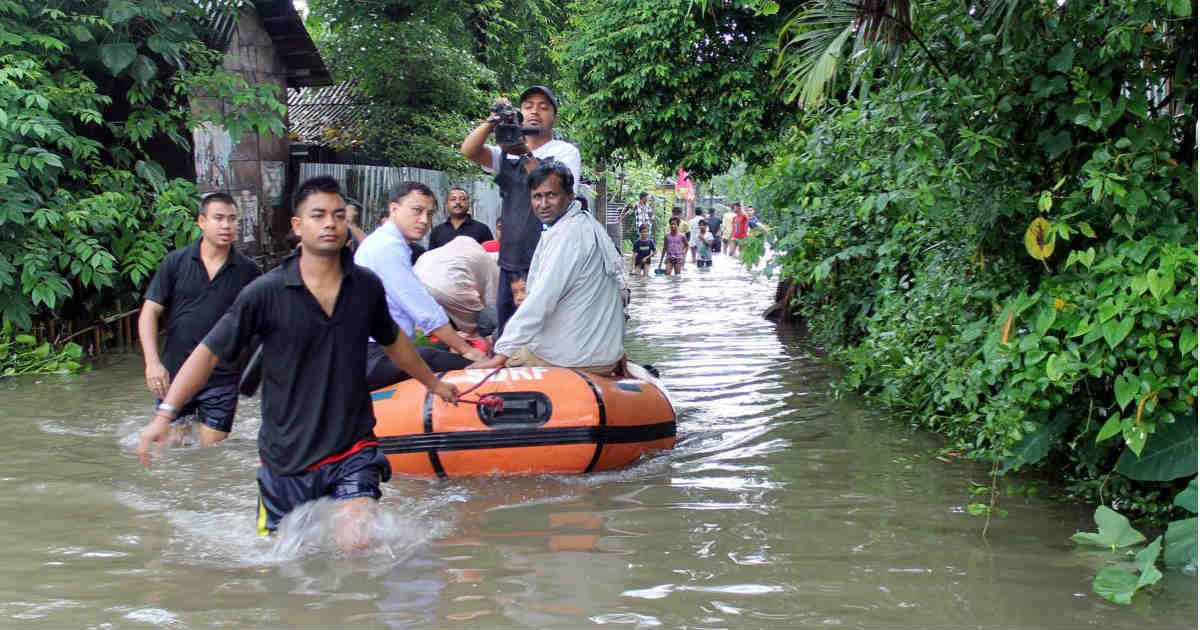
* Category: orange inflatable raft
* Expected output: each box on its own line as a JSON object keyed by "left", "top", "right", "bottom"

{"left": 371, "top": 364, "right": 676, "bottom": 477}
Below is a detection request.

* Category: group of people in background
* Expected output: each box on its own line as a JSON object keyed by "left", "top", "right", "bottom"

{"left": 629, "top": 201, "right": 764, "bottom": 276}
{"left": 135, "top": 85, "right": 630, "bottom": 550}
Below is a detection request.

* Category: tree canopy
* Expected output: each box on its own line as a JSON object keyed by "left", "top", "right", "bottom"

{"left": 306, "top": 0, "right": 567, "bottom": 171}
{"left": 0, "top": 0, "right": 284, "bottom": 333}
{"left": 558, "top": 0, "right": 800, "bottom": 179}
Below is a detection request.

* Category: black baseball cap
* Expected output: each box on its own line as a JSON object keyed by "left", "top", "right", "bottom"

{"left": 519, "top": 85, "right": 558, "bottom": 112}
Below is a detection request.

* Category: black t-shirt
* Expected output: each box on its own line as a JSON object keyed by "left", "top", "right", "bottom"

{"left": 202, "top": 247, "right": 399, "bottom": 475}
{"left": 143, "top": 241, "right": 261, "bottom": 386}
{"left": 428, "top": 216, "right": 494, "bottom": 249}
{"left": 633, "top": 238, "right": 655, "bottom": 260}
{"left": 494, "top": 156, "right": 543, "bottom": 273}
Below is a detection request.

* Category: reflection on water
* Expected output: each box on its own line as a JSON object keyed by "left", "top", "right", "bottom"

{"left": 0, "top": 254, "right": 1195, "bottom": 629}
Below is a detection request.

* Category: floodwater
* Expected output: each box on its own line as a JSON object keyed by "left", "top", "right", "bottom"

{"left": 1, "top": 254, "right": 1195, "bottom": 629}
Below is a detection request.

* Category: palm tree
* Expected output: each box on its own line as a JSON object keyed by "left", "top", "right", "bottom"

{"left": 771, "top": 0, "right": 1040, "bottom": 107}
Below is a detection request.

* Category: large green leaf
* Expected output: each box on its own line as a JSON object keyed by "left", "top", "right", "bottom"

{"left": 1000, "top": 412, "right": 1071, "bottom": 473}
{"left": 1071, "top": 505, "right": 1146, "bottom": 549}
{"left": 1047, "top": 44, "right": 1075, "bottom": 73}
{"left": 1164, "top": 517, "right": 1197, "bottom": 572}
{"left": 99, "top": 43, "right": 138, "bottom": 76}
{"left": 1174, "top": 478, "right": 1197, "bottom": 513}
{"left": 104, "top": 1, "right": 139, "bottom": 25}
{"left": 1134, "top": 536, "right": 1163, "bottom": 590}
{"left": 1115, "top": 411, "right": 1198, "bottom": 481}
{"left": 129, "top": 55, "right": 157, "bottom": 85}
{"left": 1091, "top": 537, "right": 1163, "bottom": 605}
{"left": 1093, "top": 564, "right": 1139, "bottom": 604}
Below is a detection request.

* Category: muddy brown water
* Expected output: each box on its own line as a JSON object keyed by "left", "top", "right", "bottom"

{"left": 1, "top": 254, "right": 1195, "bottom": 629}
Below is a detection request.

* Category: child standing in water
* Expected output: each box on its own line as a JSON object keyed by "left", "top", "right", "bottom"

{"left": 631, "top": 224, "right": 655, "bottom": 276}
{"left": 660, "top": 216, "right": 687, "bottom": 275}
{"left": 695, "top": 220, "right": 714, "bottom": 268}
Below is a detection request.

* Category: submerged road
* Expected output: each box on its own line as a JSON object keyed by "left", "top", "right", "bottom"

{"left": 0, "top": 253, "right": 1195, "bottom": 628}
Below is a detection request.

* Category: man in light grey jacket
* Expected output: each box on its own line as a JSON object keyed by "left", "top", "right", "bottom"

{"left": 472, "top": 160, "right": 626, "bottom": 376}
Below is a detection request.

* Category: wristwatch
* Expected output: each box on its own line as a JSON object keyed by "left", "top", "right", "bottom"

{"left": 155, "top": 402, "right": 178, "bottom": 418}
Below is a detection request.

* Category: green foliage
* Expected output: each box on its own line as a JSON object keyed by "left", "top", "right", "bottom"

{"left": 1090, "top": 536, "right": 1163, "bottom": 605}
{"left": 0, "top": 1, "right": 274, "bottom": 346}
{"left": 0, "top": 318, "right": 85, "bottom": 376}
{"left": 1072, "top": 506, "right": 1171, "bottom": 604}
{"left": 1163, "top": 478, "right": 1197, "bottom": 572}
{"left": 559, "top": 0, "right": 799, "bottom": 178}
{"left": 1071, "top": 506, "right": 1146, "bottom": 550}
{"left": 741, "top": 0, "right": 1196, "bottom": 528}
{"left": 1114, "top": 412, "right": 1198, "bottom": 481}
{"left": 307, "top": 0, "right": 566, "bottom": 171}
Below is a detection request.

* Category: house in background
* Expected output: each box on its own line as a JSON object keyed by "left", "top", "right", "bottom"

{"left": 191, "top": 0, "right": 332, "bottom": 260}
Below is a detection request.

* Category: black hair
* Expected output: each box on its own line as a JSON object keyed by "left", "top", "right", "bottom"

{"left": 695, "top": 208, "right": 706, "bottom": 216}
{"left": 447, "top": 186, "right": 469, "bottom": 198}
{"left": 639, "top": 191, "right": 649, "bottom": 199}
{"left": 526, "top": 159, "right": 574, "bottom": 195}
{"left": 199, "top": 191, "right": 236, "bottom": 218}
{"left": 509, "top": 271, "right": 528, "bottom": 283}
{"left": 671, "top": 207, "right": 682, "bottom": 215}
{"left": 293, "top": 176, "right": 342, "bottom": 215}
{"left": 387, "top": 181, "right": 438, "bottom": 208}
{"left": 669, "top": 216, "right": 680, "bottom": 225}
{"left": 638, "top": 223, "right": 649, "bottom": 231}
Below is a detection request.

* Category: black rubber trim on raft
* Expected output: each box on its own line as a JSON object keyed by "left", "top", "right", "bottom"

{"left": 573, "top": 370, "right": 607, "bottom": 473}
{"left": 378, "top": 421, "right": 676, "bottom": 455}
{"left": 424, "top": 374, "right": 447, "bottom": 479}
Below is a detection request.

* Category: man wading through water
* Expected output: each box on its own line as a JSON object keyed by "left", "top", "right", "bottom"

{"left": 138, "top": 192, "right": 260, "bottom": 447}
{"left": 137, "top": 176, "right": 458, "bottom": 551}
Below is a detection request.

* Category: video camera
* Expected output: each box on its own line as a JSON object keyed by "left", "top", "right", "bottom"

{"left": 491, "top": 104, "right": 541, "bottom": 148}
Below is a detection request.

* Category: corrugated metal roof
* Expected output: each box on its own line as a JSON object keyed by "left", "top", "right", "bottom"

{"left": 287, "top": 82, "right": 368, "bottom": 146}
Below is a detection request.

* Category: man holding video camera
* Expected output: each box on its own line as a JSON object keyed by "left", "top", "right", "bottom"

{"left": 460, "top": 86, "right": 582, "bottom": 332}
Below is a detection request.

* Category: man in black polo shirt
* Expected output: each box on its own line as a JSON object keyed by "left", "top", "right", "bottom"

{"left": 138, "top": 192, "right": 261, "bottom": 446}
{"left": 137, "top": 176, "right": 458, "bottom": 551}
{"left": 428, "top": 187, "right": 493, "bottom": 249}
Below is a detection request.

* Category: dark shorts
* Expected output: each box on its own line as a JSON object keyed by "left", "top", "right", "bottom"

{"left": 156, "top": 382, "right": 238, "bottom": 433}
{"left": 634, "top": 255, "right": 651, "bottom": 268}
{"left": 365, "top": 341, "right": 470, "bottom": 391}
{"left": 255, "top": 444, "right": 392, "bottom": 535}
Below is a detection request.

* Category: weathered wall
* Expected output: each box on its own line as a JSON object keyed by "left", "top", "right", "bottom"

{"left": 191, "top": 13, "right": 289, "bottom": 260}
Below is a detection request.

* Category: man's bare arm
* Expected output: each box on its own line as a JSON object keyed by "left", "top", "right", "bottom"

{"left": 137, "top": 344, "right": 221, "bottom": 466}
{"left": 460, "top": 119, "right": 497, "bottom": 170}
{"left": 380, "top": 335, "right": 458, "bottom": 403}
{"left": 138, "top": 300, "right": 170, "bottom": 397}
{"left": 430, "top": 323, "right": 485, "bottom": 362}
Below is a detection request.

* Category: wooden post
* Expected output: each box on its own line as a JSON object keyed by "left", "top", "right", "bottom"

{"left": 115, "top": 300, "right": 124, "bottom": 348}
{"left": 93, "top": 326, "right": 102, "bottom": 356}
